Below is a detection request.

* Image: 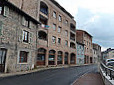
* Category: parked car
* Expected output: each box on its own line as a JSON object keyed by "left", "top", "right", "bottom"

{"left": 107, "top": 61, "right": 114, "bottom": 68}
{"left": 106, "top": 59, "right": 114, "bottom": 65}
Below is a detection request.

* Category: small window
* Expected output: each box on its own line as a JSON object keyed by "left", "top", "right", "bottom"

{"left": 53, "top": 11, "right": 56, "bottom": 18}
{"left": 58, "top": 26, "right": 61, "bottom": 33}
{"left": 23, "top": 30, "right": 29, "bottom": 43}
{"left": 22, "top": 17, "right": 30, "bottom": 28}
{"left": 0, "top": 6, "right": 3, "bottom": 15}
{"left": 65, "top": 30, "right": 68, "bottom": 36}
{"left": 65, "top": 20, "right": 68, "bottom": 24}
{"left": 53, "top": 24, "right": 56, "bottom": 31}
{"left": 59, "top": 15, "right": 62, "bottom": 22}
{"left": 65, "top": 40, "right": 68, "bottom": 46}
{"left": 52, "top": 36, "right": 56, "bottom": 44}
{"left": 4, "top": 6, "right": 9, "bottom": 17}
{"left": 58, "top": 38, "right": 61, "bottom": 44}
{"left": 19, "top": 51, "right": 28, "bottom": 63}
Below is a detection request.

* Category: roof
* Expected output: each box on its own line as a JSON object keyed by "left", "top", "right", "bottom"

{"left": 50, "top": 0, "right": 74, "bottom": 19}
{"left": 3, "top": 0, "right": 40, "bottom": 24}
{"left": 76, "top": 29, "right": 93, "bottom": 37}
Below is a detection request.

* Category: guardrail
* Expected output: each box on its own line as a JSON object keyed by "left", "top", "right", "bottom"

{"left": 101, "top": 63, "right": 114, "bottom": 80}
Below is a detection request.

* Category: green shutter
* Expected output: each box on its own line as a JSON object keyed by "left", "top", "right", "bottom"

{"left": 29, "top": 32, "right": 32, "bottom": 44}
{"left": 0, "top": 21, "right": 3, "bottom": 35}
{"left": 4, "top": 6, "right": 9, "bottom": 17}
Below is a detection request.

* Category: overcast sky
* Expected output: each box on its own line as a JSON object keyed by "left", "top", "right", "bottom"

{"left": 56, "top": 0, "right": 114, "bottom": 51}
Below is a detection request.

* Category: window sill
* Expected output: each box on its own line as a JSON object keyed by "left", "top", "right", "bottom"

{"left": 18, "top": 63, "right": 28, "bottom": 65}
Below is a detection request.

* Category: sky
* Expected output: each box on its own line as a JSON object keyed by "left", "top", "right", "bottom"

{"left": 56, "top": 0, "right": 114, "bottom": 51}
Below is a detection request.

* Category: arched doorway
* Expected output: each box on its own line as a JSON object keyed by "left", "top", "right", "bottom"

{"left": 57, "top": 51, "right": 63, "bottom": 65}
{"left": 65, "top": 52, "right": 68, "bottom": 64}
{"left": 70, "top": 53, "right": 76, "bottom": 64}
{"left": 37, "top": 48, "right": 46, "bottom": 66}
{"left": 48, "top": 50, "right": 55, "bottom": 65}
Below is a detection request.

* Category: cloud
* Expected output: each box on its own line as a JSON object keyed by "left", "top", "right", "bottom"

{"left": 56, "top": 0, "right": 114, "bottom": 49}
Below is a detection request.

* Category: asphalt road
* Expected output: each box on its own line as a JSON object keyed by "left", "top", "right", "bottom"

{"left": 0, "top": 64, "right": 98, "bottom": 85}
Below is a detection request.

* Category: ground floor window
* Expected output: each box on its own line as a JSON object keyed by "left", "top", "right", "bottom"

{"left": 65, "top": 53, "right": 68, "bottom": 64}
{"left": 70, "top": 53, "right": 75, "bottom": 64}
{"left": 37, "top": 48, "right": 46, "bottom": 61}
{"left": 49, "top": 50, "right": 55, "bottom": 65}
{"left": 19, "top": 51, "right": 28, "bottom": 63}
{"left": 58, "top": 51, "right": 62, "bottom": 64}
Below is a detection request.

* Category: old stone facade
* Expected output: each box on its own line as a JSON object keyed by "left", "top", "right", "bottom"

{"left": 0, "top": 0, "right": 40, "bottom": 72}
{"left": 0, "top": 0, "right": 77, "bottom": 73}
{"left": 76, "top": 30, "right": 93, "bottom": 64}
{"left": 93, "top": 43, "right": 101, "bottom": 63}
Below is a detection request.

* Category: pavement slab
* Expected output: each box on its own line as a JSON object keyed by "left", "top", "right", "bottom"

{"left": 73, "top": 73, "right": 105, "bottom": 85}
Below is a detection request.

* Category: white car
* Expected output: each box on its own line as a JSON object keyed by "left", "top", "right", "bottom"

{"left": 106, "top": 59, "right": 114, "bottom": 65}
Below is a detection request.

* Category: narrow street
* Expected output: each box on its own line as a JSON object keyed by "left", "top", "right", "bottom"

{"left": 0, "top": 65, "right": 98, "bottom": 85}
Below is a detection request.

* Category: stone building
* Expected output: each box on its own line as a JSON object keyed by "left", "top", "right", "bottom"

{"left": 2, "top": 0, "right": 77, "bottom": 69}
{"left": 0, "top": 0, "right": 40, "bottom": 72}
{"left": 93, "top": 47, "right": 97, "bottom": 63}
{"left": 93, "top": 43, "right": 101, "bottom": 63}
{"left": 76, "top": 30, "right": 93, "bottom": 64}
{"left": 76, "top": 42, "right": 84, "bottom": 65}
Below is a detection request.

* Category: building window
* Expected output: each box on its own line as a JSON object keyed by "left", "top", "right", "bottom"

{"left": 22, "top": 17, "right": 30, "bottom": 28}
{"left": 65, "top": 30, "right": 68, "bottom": 36}
{"left": 59, "top": 15, "right": 62, "bottom": 22}
{"left": 37, "top": 48, "right": 46, "bottom": 61}
{"left": 0, "top": 5, "right": 3, "bottom": 15}
{"left": 19, "top": 51, "right": 28, "bottom": 63}
{"left": 65, "top": 40, "right": 68, "bottom": 46}
{"left": 53, "top": 11, "right": 56, "bottom": 18}
{"left": 58, "top": 38, "right": 61, "bottom": 44}
{"left": 23, "top": 30, "right": 29, "bottom": 43}
{"left": 52, "top": 36, "right": 56, "bottom": 44}
{"left": 53, "top": 24, "right": 56, "bottom": 31}
{"left": 58, "top": 26, "right": 61, "bottom": 33}
{"left": 65, "top": 20, "right": 68, "bottom": 25}
{"left": 0, "top": 5, "right": 9, "bottom": 17}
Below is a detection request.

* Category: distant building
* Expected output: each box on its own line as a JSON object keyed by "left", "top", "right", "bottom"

{"left": 93, "top": 47, "right": 97, "bottom": 63}
{"left": 76, "top": 30, "right": 93, "bottom": 64}
{"left": 76, "top": 42, "right": 84, "bottom": 65}
{"left": 92, "top": 43, "right": 101, "bottom": 63}
{"left": 102, "top": 48, "right": 114, "bottom": 63}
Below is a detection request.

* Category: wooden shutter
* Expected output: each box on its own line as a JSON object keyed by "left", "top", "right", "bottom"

{"left": 18, "top": 29, "right": 23, "bottom": 42}
{"left": 22, "top": 17, "right": 26, "bottom": 26}
{"left": 4, "top": 6, "right": 9, "bottom": 17}
{"left": 29, "top": 32, "right": 32, "bottom": 44}
{"left": 0, "top": 21, "right": 3, "bottom": 36}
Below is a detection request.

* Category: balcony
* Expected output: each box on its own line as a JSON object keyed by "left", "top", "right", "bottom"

{"left": 70, "top": 42, "right": 76, "bottom": 49}
{"left": 70, "top": 23, "right": 76, "bottom": 32}
{"left": 38, "top": 31, "right": 48, "bottom": 47}
{"left": 40, "top": 8, "right": 48, "bottom": 15}
{"left": 40, "top": 1, "right": 48, "bottom": 16}
{"left": 70, "top": 32, "right": 75, "bottom": 41}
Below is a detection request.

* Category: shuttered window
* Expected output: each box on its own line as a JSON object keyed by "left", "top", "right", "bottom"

{"left": 0, "top": 21, "right": 3, "bottom": 35}
{"left": 4, "top": 6, "right": 9, "bottom": 17}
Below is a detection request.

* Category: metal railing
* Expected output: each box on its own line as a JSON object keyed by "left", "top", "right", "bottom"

{"left": 101, "top": 63, "right": 114, "bottom": 80}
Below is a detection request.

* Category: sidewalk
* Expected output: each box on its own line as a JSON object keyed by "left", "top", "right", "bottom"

{"left": 73, "top": 73, "right": 104, "bottom": 85}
